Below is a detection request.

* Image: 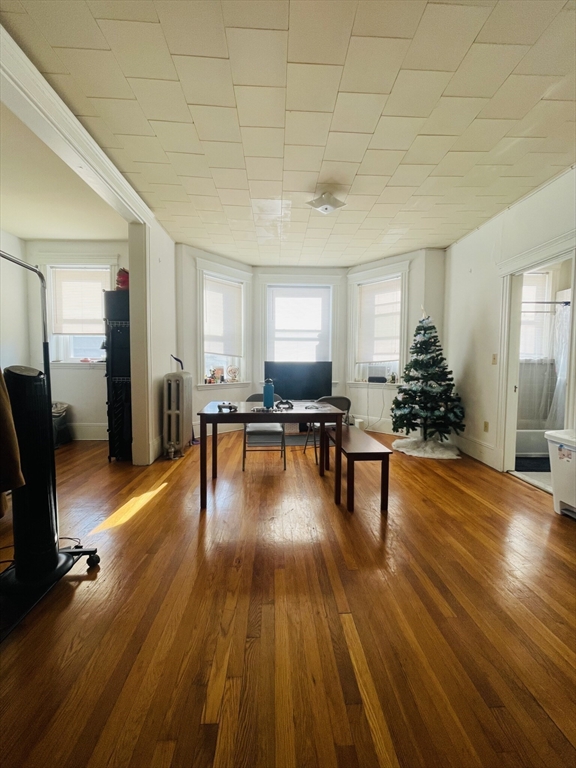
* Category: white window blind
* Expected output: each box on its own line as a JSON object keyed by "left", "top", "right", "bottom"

{"left": 356, "top": 276, "right": 402, "bottom": 364}
{"left": 51, "top": 267, "right": 110, "bottom": 335}
{"left": 267, "top": 285, "right": 331, "bottom": 361}
{"left": 520, "top": 272, "right": 551, "bottom": 359}
{"left": 204, "top": 275, "right": 243, "bottom": 358}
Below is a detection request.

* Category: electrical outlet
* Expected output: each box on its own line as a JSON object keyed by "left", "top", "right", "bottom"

{"left": 484, "top": 421, "right": 489, "bottom": 432}
{"left": 492, "top": 354, "right": 498, "bottom": 365}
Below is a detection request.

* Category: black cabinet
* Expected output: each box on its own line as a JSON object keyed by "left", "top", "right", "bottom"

{"left": 104, "top": 291, "right": 132, "bottom": 461}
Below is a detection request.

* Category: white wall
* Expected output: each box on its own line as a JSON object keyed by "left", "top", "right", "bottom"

{"left": 0, "top": 229, "right": 29, "bottom": 370}
{"left": 444, "top": 169, "right": 576, "bottom": 470}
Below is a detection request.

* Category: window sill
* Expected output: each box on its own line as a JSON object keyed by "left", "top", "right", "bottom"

{"left": 51, "top": 362, "right": 106, "bottom": 370}
{"left": 347, "top": 381, "right": 399, "bottom": 389}
{"left": 197, "top": 381, "right": 251, "bottom": 391}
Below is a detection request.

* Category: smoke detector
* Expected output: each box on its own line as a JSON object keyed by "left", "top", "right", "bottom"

{"left": 306, "top": 191, "right": 346, "bottom": 215}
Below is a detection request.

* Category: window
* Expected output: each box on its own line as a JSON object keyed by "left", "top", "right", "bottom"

{"left": 520, "top": 272, "right": 551, "bottom": 359}
{"left": 49, "top": 266, "right": 111, "bottom": 362}
{"left": 203, "top": 274, "right": 244, "bottom": 382}
{"left": 267, "top": 285, "right": 331, "bottom": 361}
{"left": 355, "top": 276, "right": 402, "bottom": 380}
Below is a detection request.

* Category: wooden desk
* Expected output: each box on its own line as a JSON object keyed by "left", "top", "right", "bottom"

{"left": 197, "top": 401, "right": 344, "bottom": 509}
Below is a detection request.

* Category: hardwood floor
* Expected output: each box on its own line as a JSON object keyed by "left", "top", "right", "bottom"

{"left": 0, "top": 434, "right": 574, "bottom": 768}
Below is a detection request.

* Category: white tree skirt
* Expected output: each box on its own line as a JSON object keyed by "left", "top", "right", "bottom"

{"left": 392, "top": 436, "right": 461, "bottom": 459}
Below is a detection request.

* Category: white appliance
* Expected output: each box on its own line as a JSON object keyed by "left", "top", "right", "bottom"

{"left": 163, "top": 371, "right": 193, "bottom": 458}
{"left": 545, "top": 429, "right": 576, "bottom": 517}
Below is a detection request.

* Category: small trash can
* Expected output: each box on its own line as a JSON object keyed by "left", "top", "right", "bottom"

{"left": 52, "top": 401, "right": 72, "bottom": 448}
{"left": 544, "top": 429, "right": 576, "bottom": 518}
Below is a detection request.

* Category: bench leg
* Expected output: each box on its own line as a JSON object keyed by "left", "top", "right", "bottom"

{"left": 347, "top": 458, "right": 355, "bottom": 512}
{"left": 380, "top": 455, "right": 389, "bottom": 511}
{"left": 325, "top": 431, "right": 330, "bottom": 471}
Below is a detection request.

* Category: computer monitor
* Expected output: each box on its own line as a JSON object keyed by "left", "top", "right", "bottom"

{"left": 264, "top": 361, "right": 332, "bottom": 402}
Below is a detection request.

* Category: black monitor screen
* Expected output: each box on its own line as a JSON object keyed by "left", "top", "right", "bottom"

{"left": 264, "top": 361, "right": 332, "bottom": 402}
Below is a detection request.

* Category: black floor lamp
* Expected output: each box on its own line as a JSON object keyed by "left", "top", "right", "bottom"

{"left": 0, "top": 250, "right": 100, "bottom": 640}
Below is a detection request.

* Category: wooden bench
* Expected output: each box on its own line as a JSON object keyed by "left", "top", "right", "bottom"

{"left": 325, "top": 425, "right": 392, "bottom": 512}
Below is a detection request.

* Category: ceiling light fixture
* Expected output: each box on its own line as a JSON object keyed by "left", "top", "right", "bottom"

{"left": 306, "top": 191, "right": 346, "bottom": 215}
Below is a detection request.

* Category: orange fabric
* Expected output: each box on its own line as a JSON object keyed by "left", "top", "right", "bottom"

{"left": 0, "top": 368, "right": 25, "bottom": 516}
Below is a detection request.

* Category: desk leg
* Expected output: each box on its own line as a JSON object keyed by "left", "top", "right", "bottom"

{"left": 212, "top": 422, "right": 218, "bottom": 479}
{"left": 200, "top": 417, "right": 207, "bottom": 509}
{"left": 335, "top": 416, "right": 342, "bottom": 505}
{"left": 319, "top": 422, "right": 325, "bottom": 477}
{"left": 347, "top": 458, "right": 354, "bottom": 512}
{"left": 381, "top": 455, "right": 389, "bottom": 511}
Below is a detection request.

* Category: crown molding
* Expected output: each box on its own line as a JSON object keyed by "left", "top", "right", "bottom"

{"left": 0, "top": 26, "right": 155, "bottom": 228}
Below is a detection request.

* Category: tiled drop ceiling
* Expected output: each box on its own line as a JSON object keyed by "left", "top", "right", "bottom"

{"left": 1, "top": 0, "right": 574, "bottom": 267}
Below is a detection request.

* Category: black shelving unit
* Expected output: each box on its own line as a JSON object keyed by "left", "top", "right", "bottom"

{"left": 104, "top": 291, "right": 132, "bottom": 462}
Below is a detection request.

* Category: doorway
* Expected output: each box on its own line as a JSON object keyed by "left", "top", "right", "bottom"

{"left": 505, "top": 257, "right": 574, "bottom": 491}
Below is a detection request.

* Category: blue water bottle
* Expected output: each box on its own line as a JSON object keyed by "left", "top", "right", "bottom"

{"left": 263, "top": 378, "right": 274, "bottom": 409}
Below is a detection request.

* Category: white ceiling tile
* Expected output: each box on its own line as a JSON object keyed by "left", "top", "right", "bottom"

{"left": 248, "top": 180, "right": 282, "bottom": 201}
{"left": 77, "top": 115, "right": 123, "bottom": 148}
{"left": 235, "top": 87, "right": 285, "bottom": 127}
{"left": 403, "top": 3, "right": 492, "bottom": 71}
{"left": 218, "top": 189, "right": 251, "bottom": 206}
{"left": 241, "top": 127, "right": 284, "bottom": 158}
{"left": 285, "top": 112, "right": 332, "bottom": 146}
{"left": 370, "top": 117, "right": 426, "bottom": 151}
{"left": 479, "top": 75, "right": 561, "bottom": 119}
{"left": 340, "top": 37, "right": 410, "bottom": 94}
{"left": 22, "top": 0, "right": 108, "bottom": 48}
{"left": 221, "top": 1, "right": 289, "bottom": 30}
{"left": 153, "top": 184, "right": 190, "bottom": 202}
{"left": 122, "top": 135, "right": 169, "bottom": 163}
{"left": 357, "top": 150, "right": 404, "bottom": 176}
{"left": 192, "top": 196, "right": 225, "bottom": 210}
{"left": 331, "top": 93, "right": 387, "bottom": 133}
{"left": 444, "top": 44, "right": 530, "bottom": 98}
{"left": 155, "top": 1, "right": 228, "bottom": 57}
{"left": 97, "top": 20, "right": 177, "bottom": 80}
{"left": 510, "top": 100, "right": 575, "bottom": 138}
{"left": 451, "top": 119, "right": 516, "bottom": 151}
{"left": 0, "top": 12, "right": 68, "bottom": 73}
{"left": 202, "top": 142, "right": 246, "bottom": 169}
{"left": 422, "top": 97, "right": 487, "bottom": 135}
{"left": 152, "top": 123, "right": 202, "bottom": 154}
{"left": 56, "top": 48, "right": 133, "bottom": 99}
{"left": 318, "top": 161, "right": 359, "bottom": 185}
{"left": 282, "top": 171, "right": 318, "bottom": 192}
{"left": 353, "top": 1, "right": 426, "bottom": 38}
{"left": 344, "top": 195, "right": 379, "bottom": 210}
{"left": 245, "top": 157, "right": 284, "bottom": 180}
{"left": 402, "top": 136, "right": 457, "bottom": 165}
{"left": 377, "top": 187, "right": 417, "bottom": 204}
{"left": 544, "top": 73, "right": 576, "bottom": 102}
{"left": 0, "top": 1, "right": 26, "bottom": 11}
{"left": 479, "top": 136, "right": 544, "bottom": 165}
{"left": 349, "top": 176, "right": 390, "bottom": 195}
{"left": 383, "top": 70, "right": 452, "bottom": 117}
{"left": 88, "top": 1, "right": 158, "bottom": 22}
{"left": 284, "top": 145, "right": 324, "bottom": 172}
{"left": 432, "top": 152, "right": 486, "bottom": 176}
{"left": 43, "top": 73, "right": 99, "bottom": 117}
{"left": 190, "top": 106, "right": 242, "bottom": 142}
{"left": 103, "top": 146, "right": 139, "bottom": 173}
{"left": 200, "top": 210, "right": 228, "bottom": 223}
{"left": 131, "top": 163, "right": 178, "bottom": 185}
{"left": 324, "top": 133, "right": 370, "bottom": 163}
{"left": 513, "top": 10, "right": 575, "bottom": 76}
{"left": 536, "top": 121, "right": 576, "bottom": 153}
{"left": 227, "top": 29, "right": 287, "bottom": 86}
{"left": 128, "top": 79, "right": 192, "bottom": 123}
{"left": 173, "top": 56, "right": 235, "bottom": 107}
{"left": 286, "top": 64, "right": 342, "bottom": 112}
{"left": 181, "top": 176, "right": 219, "bottom": 196}
{"left": 388, "top": 165, "right": 435, "bottom": 186}
{"left": 88, "top": 97, "right": 153, "bottom": 136}
{"left": 211, "top": 168, "right": 249, "bottom": 189}
{"left": 288, "top": 0, "right": 356, "bottom": 65}
{"left": 477, "top": 1, "right": 565, "bottom": 45}
{"left": 168, "top": 152, "right": 212, "bottom": 177}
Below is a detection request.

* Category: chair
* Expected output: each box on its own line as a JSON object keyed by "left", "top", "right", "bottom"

{"left": 303, "top": 395, "right": 351, "bottom": 464}
{"left": 242, "top": 393, "right": 286, "bottom": 471}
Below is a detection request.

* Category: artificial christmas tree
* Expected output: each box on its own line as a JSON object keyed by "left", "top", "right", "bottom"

{"left": 391, "top": 316, "right": 465, "bottom": 458}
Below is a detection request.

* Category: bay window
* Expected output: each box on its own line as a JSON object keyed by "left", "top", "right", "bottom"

{"left": 203, "top": 274, "right": 244, "bottom": 382}
{"left": 266, "top": 285, "right": 332, "bottom": 361}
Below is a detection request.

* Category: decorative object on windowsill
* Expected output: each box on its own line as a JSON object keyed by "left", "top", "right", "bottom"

{"left": 226, "top": 365, "right": 239, "bottom": 382}
{"left": 391, "top": 315, "right": 465, "bottom": 459}
{"left": 389, "top": 372, "right": 397, "bottom": 384}
{"left": 115, "top": 267, "right": 129, "bottom": 290}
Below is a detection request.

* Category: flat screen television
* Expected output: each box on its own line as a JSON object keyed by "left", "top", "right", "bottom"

{"left": 264, "top": 361, "right": 332, "bottom": 402}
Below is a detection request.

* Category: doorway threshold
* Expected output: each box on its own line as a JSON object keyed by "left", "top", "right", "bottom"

{"left": 508, "top": 470, "right": 552, "bottom": 494}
